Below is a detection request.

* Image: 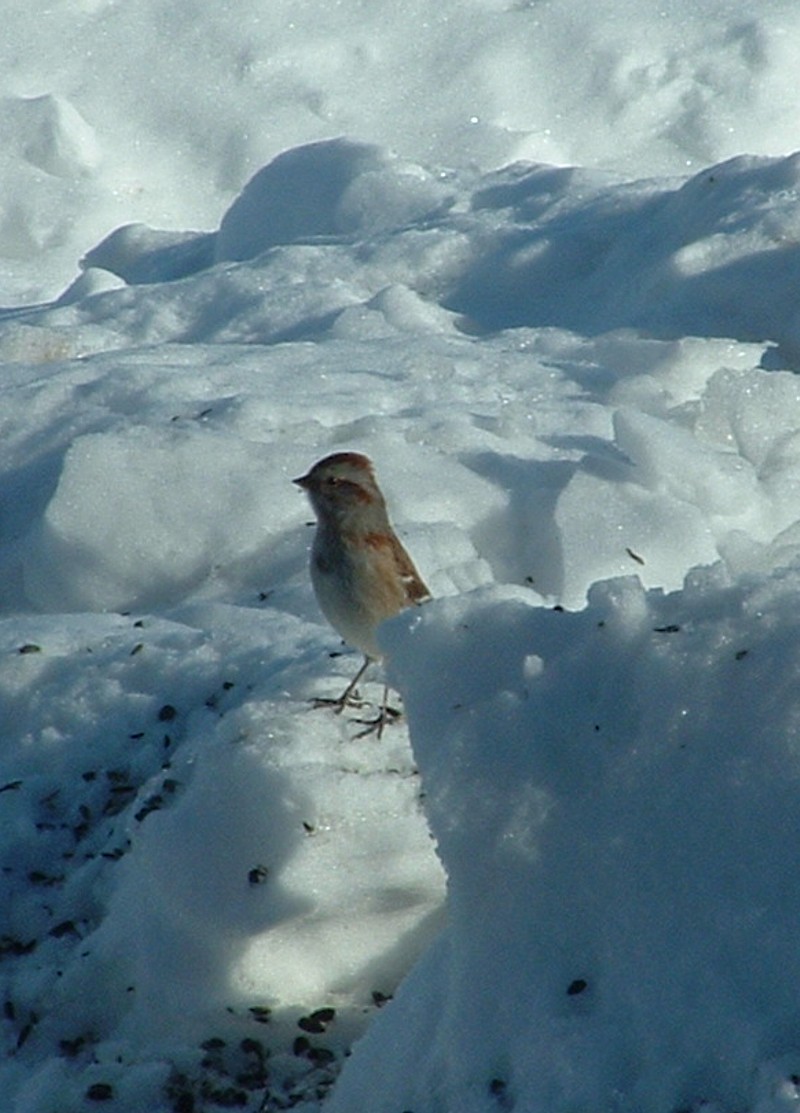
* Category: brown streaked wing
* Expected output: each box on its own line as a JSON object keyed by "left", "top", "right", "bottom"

{"left": 390, "top": 535, "right": 431, "bottom": 606}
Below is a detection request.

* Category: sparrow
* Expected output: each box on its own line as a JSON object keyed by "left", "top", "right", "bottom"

{"left": 294, "top": 451, "right": 431, "bottom": 735}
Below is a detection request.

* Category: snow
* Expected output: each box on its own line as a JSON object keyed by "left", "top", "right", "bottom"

{"left": 3, "top": 1, "right": 800, "bottom": 1111}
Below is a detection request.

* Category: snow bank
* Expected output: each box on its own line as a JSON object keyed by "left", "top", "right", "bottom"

{"left": 5, "top": 148, "right": 800, "bottom": 368}
{"left": 327, "top": 567, "right": 800, "bottom": 1113}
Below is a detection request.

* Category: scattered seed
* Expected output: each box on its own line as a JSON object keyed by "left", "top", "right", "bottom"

{"left": 248, "top": 865, "right": 269, "bottom": 886}
{"left": 85, "top": 1082, "right": 114, "bottom": 1101}
{"left": 0, "top": 936, "right": 37, "bottom": 957}
{"left": 158, "top": 704, "right": 177, "bottom": 722}
{"left": 28, "top": 870, "right": 64, "bottom": 887}
{"left": 298, "top": 1007, "right": 335, "bottom": 1033}
{"left": 16, "top": 1019, "right": 36, "bottom": 1049}
{"left": 567, "top": 978, "right": 588, "bottom": 995}
{"left": 49, "top": 920, "right": 80, "bottom": 940}
{"left": 134, "top": 795, "right": 164, "bottom": 823}
{"left": 308, "top": 1046, "right": 335, "bottom": 1065}
{"left": 625, "top": 547, "right": 645, "bottom": 565}
{"left": 293, "top": 1035, "right": 311, "bottom": 1056}
{"left": 101, "top": 847, "right": 127, "bottom": 861}
{"left": 60, "top": 1035, "right": 89, "bottom": 1057}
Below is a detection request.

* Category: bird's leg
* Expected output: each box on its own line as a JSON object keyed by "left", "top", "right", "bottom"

{"left": 312, "top": 655, "right": 371, "bottom": 713}
{"left": 352, "top": 683, "right": 402, "bottom": 739}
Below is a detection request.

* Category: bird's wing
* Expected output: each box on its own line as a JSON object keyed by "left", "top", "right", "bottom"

{"left": 390, "top": 535, "right": 432, "bottom": 606}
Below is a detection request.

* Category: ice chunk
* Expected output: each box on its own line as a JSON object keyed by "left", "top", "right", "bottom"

{"left": 613, "top": 407, "right": 760, "bottom": 517}
{"left": 0, "top": 93, "right": 100, "bottom": 178}
{"left": 23, "top": 427, "right": 279, "bottom": 612}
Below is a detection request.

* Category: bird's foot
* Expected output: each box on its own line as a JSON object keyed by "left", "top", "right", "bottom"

{"left": 352, "top": 704, "right": 402, "bottom": 739}
{"left": 310, "top": 691, "right": 366, "bottom": 714}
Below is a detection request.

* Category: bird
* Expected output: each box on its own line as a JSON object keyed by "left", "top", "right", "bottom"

{"left": 294, "top": 451, "right": 431, "bottom": 735}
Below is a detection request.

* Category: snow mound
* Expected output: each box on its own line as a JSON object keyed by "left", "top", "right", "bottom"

{"left": 216, "top": 138, "right": 454, "bottom": 261}
{"left": 4, "top": 148, "right": 800, "bottom": 366}
{"left": 327, "top": 568, "right": 800, "bottom": 1113}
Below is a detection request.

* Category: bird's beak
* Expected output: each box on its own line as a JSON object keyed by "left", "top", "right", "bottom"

{"left": 293, "top": 473, "right": 311, "bottom": 489}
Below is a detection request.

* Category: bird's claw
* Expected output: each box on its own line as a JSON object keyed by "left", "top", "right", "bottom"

{"left": 310, "top": 692, "right": 366, "bottom": 713}
{"left": 352, "top": 704, "right": 402, "bottom": 739}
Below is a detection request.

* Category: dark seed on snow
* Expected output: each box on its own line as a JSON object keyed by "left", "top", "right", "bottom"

{"left": 240, "top": 1037, "right": 265, "bottom": 1056}
{"left": 49, "top": 920, "right": 80, "bottom": 939}
{"left": 308, "top": 1046, "right": 335, "bottom": 1065}
{"left": 297, "top": 1007, "right": 335, "bottom": 1033}
{"left": 293, "top": 1035, "right": 311, "bottom": 1056}
{"left": 248, "top": 865, "right": 269, "bottom": 886}
{"left": 85, "top": 1082, "right": 114, "bottom": 1101}
{"left": 567, "top": 978, "right": 588, "bottom": 995}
